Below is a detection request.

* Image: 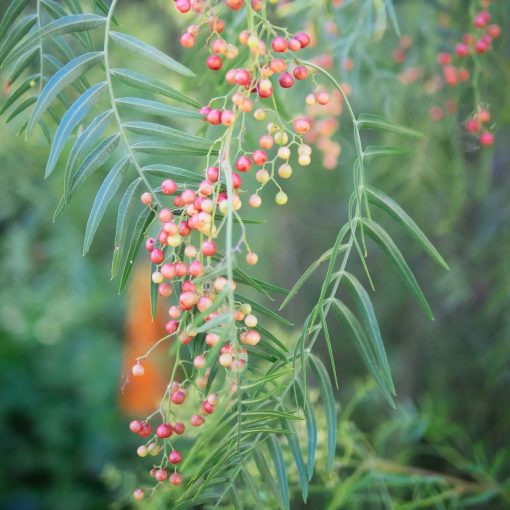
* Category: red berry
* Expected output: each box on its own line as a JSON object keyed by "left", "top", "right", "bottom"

{"left": 145, "top": 238, "right": 155, "bottom": 252}
{"left": 207, "top": 54, "right": 222, "bottom": 70}
{"left": 171, "top": 389, "right": 186, "bottom": 405}
{"left": 293, "top": 65, "right": 308, "bottom": 80}
{"left": 203, "top": 401, "right": 214, "bottom": 414}
{"left": 151, "top": 249, "right": 164, "bottom": 264}
{"left": 235, "top": 69, "right": 251, "bottom": 86}
{"left": 129, "top": 420, "right": 143, "bottom": 433}
{"left": 252, "top": 150, "right": 267, "bottom": 165}
{"left": 295, "top": 32, "right": 310, "bottom": 48}
{"left": 480, "top": 131, "right": 494, "bottom": 147}
{"left": 487, "top": 24, "right": 501, "bottom": 39}
{"left": 207, "top": 109, "right": 222, "bottom": 125}
{"left": 272, "top": 37, "right": 288, "bottom": 53}
{"left": 169, "top": 450, "right": 183, "bottom": 464}
{"left": 202, "top": 240, "right": 217, "bottom": 256}
{"left": 207, "top": 166, "right": 219, "bottom": 182}
{"left": 180, "top": 32, "right": 194, "bottom": 48}
{"left": 139, "top": 422, "right": 152, "bottom": 438}
{"left": 156, "top": 423, "right": 174, "bottom": 439}
{"left": 236, "top": 155, "right": 252, "bottom": 172}
{"left": 279, "top": 72, "right": 294, "bottom": 88}
{"left": 455, "top": 43, "right": 469, "bottom": 57}
{"left": 165, "top": 320, "right": 179, "bottom": 334}
{"left": 466, "top": 118, "right": 480, "bottom": 133}
{"left": 226, "top": 0, "right": 244, "bottom": 10}
{"left": 169, "top": 472, "right": 183, "bottom": 486}
{"left": 437, "top": 52, "right": 451, "bottom": 66}
{"left": 191, "top": 414, "right": 204, "bottom": 427}
{"left": 293, "top": 117, "right": 311, "bottom": 134}
{"left": 175, "top": 0, "right": 191, "bottom": 13}
{"left": 162, "top": 179, "right": 177, "bottom": 195}
{"left": 155, "top": 468, "right": 168, "bottom": 482}
{"left": 174, "top": 422, "right": 185, "bottom": 434}
{"left": 232, "top": 173, "right": 242, "bottom": 189}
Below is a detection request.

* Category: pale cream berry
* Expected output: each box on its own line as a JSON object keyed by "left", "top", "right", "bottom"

{"left": 277, "top": 146, "right": 291, "bottom": 160}
{"left": 278, "top": 163, "right": 292, "bottom": 178}
{"left": 246, "top": 252, "right": 259, "bottom": 265}
{"left": 249, "top": 194, "right": 262, "bottom": 208}
{"left": 275, "top": 191, "right": 288, "bottom": 205}
{"left": 256, "top": 169, "right": 270, "bottom": 184}
{"left": 244, "top": 314, "right": 258, "bottom": 328}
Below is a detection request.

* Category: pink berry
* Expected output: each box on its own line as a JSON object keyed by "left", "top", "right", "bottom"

{"left": 169, "top": 472, "right": 183, "bottom": 486}
{"left": 202, "top": 240, "right": 217, "bottom": 256}
{"left": 169, "top": 450, "right": 183, "bottom": 464}
{"left": 155, "top": 468, "right": 168, "bottom": 482}
{"left": 279, "top": 72, "right": 294, "bottom": 88}
{"left": 252, "top": 150, "right": 267, "bottom": 165}
{"left": 295, "top": 32, "right": 311, "bottom": 48}
{"left": 141, "top": 192, "right": 153, "bottom": 205}
{"left": 293, "top": 65, "right": 308, "bottom": 80}
{"left": 236, "top": 155, "right": 252, "bottom": 172}
{"left": 156, "top": 423, "right": 173, "bottom": 439}
{"left": 191, "top": 414, "right": 204, "bottom": 427}
{"left": 162, "top": 179, "right": 177, "bottom": 195}
{"left": 180, "top": 32, "right": 194, "bottom": 48}
{"left": 171, "top": 390, "right": 186, "bottom": 405}
{"left": 165, "top": 320, "right": 179, "bottom": 334}
{"left": 129, "top": 420, "right": 143, "bottom": 433}
{"left": 480, "top": 131, "right": 494, "bottom": 147}
{"left": 150, "top": 249, "right": 164, "bottom": 264}
{"left": 272, "top": 37, "right": 288, "bottom": 53}
{"left": 174, "top": 422, "right": 185, "bottom": 435}
{"left": 207, "top": 54, "right": 223, "bottom": 70}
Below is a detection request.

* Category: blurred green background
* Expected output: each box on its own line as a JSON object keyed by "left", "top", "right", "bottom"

{"left": 0, "top": 0, "right": 509, "bottom": 509}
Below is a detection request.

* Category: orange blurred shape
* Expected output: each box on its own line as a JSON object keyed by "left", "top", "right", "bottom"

{"left": 119, "top": 263, "right": 168, "bottom": 416}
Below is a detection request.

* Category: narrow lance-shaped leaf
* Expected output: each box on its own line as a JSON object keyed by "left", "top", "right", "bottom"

{"left": 363, "top": 145, "right": 410, "bottom": 159}
{"left": 357, "top": 113, "right": 423, "bottom": 138}
{"left": 46, "top": 81, "right": 107, "bottom": 178}
{"left": 111, "top": 178, "right": 142, "bottom": 279}
{"left": 109, "top": 31, "right": 195, "bottom": 78}
{"left": 253, "top": 449, "right": 286, "bottom": 510}
{"left": 115, "top": 97, "right": 203, "bottom": 120}
{"left": 71, "top": 133, "right": 120, "bottom": 194}
{"left": 362, "top": 218, "right": 434, "bottom": 320}
{"left": 309, "top": 354, "right": 337, "bottom": 472}
{"left": 343, "top": 271, "right": 395, "bottom": 395}
{"left": 110, "top": 68, "right": 199, "bottom": 108}
{"left": 2, "top": 14, "right": 107, "bottom": 68}
{"left": 366, "top": 186, "right": 449, "bottom": 270}
{"left": 0, "top": 0, "right": 32, "bottom": 42}
{"left": 331, "top": 299, "right": 396, "bottom": 407}
{"left": 119, "top": 207, "right": 155, "bottom": 292}
{"left": 7, "top": 46, "right": 38, "bottom": 85}
{"left": 28, "top": 52, "right": 104, "bottom": 136}
{"left": 281, "top": 418, "right": 309, "bottom": 503}
{"left": 267, "top": 435, "right": 290, "bottom": 510}
{"left": 0, "top": 14, "right": 37, "bottom": 68}
{"left": 64, "top": 110, "right": 113, "bottom": 201}
{"left": 142, "top": 164, "right": 203, "bottom": 183}
{"left": 234, "top": 294, "right": 294, "bottom": 327}
{"left": 122, "top": 120, "right": 213, "bottom": 149}
{"left": 131, "top": 140, "right": 213, "bottom": 156}
{"left": 83, "top": 156, "right": 130, "bottom": 255}
{"left": 0, "top": 73, "right": 38, "bottom": 115}
{"left": 295, "top": 379, "right": 317, "bottom": 480}
{"left": 6, "top": 96, "right": 37, "bottom": 123}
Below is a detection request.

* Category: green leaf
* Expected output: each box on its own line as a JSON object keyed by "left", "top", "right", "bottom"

{"left": 0, "top": 73, "right": 38, "bottom": 115}
{"left": 64, "top": 110, "right": 113, "bottom": 201}
{"left": 366, "top": 186, "right": 449, "bottom": 270}
{"left": 295, "top": 380, "right": 317, "bottom": 480}
{"left": 385, "top": 0, "right": 401, "bottom": 36}
{"left": 309, "top": 354, "right": 337, "bottom": 472}
{"left": 111, "top": 178, "right": 142, "bottom": 279}
{"left": 254, "top": 324, "right": 288, "bottom": 353}
{"left": 343, "top": 272, "right": 395, "bottom": 394}
{"left": 267, "top": 436, "right": 289, "bottom": 510}
{"left": 331, "top": 299, "right": 395, "bottom": 407}
{"left": 280, "top": 247, "right": 341, "bottom": 310}
{"left": 2, "top": 14, "right": 106, "bottom": 68}
{"left": 71, "top": 133, "right": 120, "bottom": 194}
{"left": 142, "top": 163, "right": 203, "bottom": 183}
{"left": 119, "top": 207, "right": 155, "bottom": 292}
{"left": 357, "top": 114, "right": 422, "bottom": 138}
{"left": 362, "top": 218, "right": 434, "bottom": 320}
{"left": 234, "top": 294, "right": 294, "bottom": 327}
{"left": 282, "top": 419, "right": 308, "bottom": 502}
{"left": 6, "top": 95, "right": 37, "bottom": 123}
{"left": 243, "top": 410, "right": 302, "bottom": 422}
{"left": 241, "top": 469, "right": 263, "bottom": 508}
{"left": 110, "top": 68, "right": 199, "bottom": 108}
{"left": 253, "top": 449, "right": 285, "bottom": 510}
{"left": 131, "top": 140, "right": 213, "bottom": 156}
{"left": 7, "top": 46, "right": 38, "bottom": 84}
{"left": 150, "top": 261, "right": 159, "bottom": 321}
{"left": 0, "top": 0, "right": 32, "bottom": 43}
{"left": 28, "top": 52, "right": 103, "bottom": 136}
{"left": 109, "top": 31, "right": 195, "bottom": 77}
{"left": 115, "top": 97, "right": 202, "bottom": 120}
{"left": 319, "top": 308, "right": 339, "bottom": 389}
{"left": 122, "top": 120, "right": 213, "bottom": 149}
{"left": 363, "top": 145, "right": 410, "bottom": 159}
{"left": 0, "top": 15, "right": 38, "bottom": 68}
{"left": 45, "top": 81, "right": 107, "bottom": 178}
{"left": 83, "top": 156, "right": 129, "bottom": 255}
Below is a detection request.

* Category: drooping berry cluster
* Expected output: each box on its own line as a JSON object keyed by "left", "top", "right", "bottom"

{"left": 126, "top": 0, "right": 337, "bottom": 501}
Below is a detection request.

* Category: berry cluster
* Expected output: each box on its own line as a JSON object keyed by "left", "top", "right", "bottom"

{"left": 126, "top": 0, "right": 336, "bottom": 500}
